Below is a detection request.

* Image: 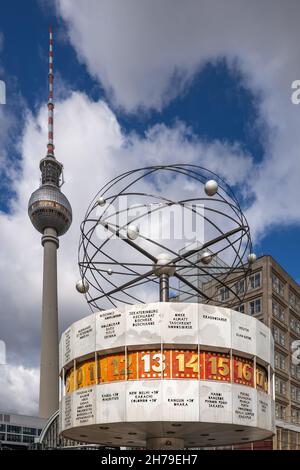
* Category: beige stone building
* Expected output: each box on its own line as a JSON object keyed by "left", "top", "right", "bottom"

{"left": 177, "top": 254, "right": 300, "bottom": 450}
{"left": 214, "top": 255, "right": 300, "bottom": 450}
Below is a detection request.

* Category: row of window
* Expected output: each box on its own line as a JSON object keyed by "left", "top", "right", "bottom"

{"left": 275, "top": 353, "right": 300, "bottom": 383}
{"left": 291, "top": 408, "right": 300, "bottom": 424}
{"left": 275, "top": 351, "right": 286, "bottom": 370}
{"left": 289, "top": 290, "right": 300, "bottom": 313}
{"left": 291, "top": 385, "right": 300, "bottom": 403}
{"left": 235, "top": 298, "right": 262, "bottom": 316}
{"left": 272, "top": 273, "right": 300, "bottom": 314}
{"left": 272, "top": 299, "right": 300, "bottom": 333}
{"left": 275, "top": 377, "right": 287, "bottom": 396}
{"left": 272, "top": 273, "right": 285, "bottom": 297}
{"left": 273, "top": 325, "right": 286, "bottom": 347}
{"left": 0, "top": 424, "right": 41, "bottom": 436}
{"left": 274, "top": 349, "right": 300, "bottom": 380}
{"left": 291, "top": 363, "right": 300, "bottom": 381}
{"left": 276, "top": 403, "right": 287, "bottom": 420}
{"left": 290, "top": 315, "right": 300, "bottom": 334}
{"left": 276, "top": 404, "right": 300, "bottom": 424}
{"left": 219, "top": 273, "right": 262, "bottom": 301}
{"left": 0, "top": 433, "right": 35, "bottom": 443}
{"left": 273, "top": 325, "right": 300, "bottom": 351}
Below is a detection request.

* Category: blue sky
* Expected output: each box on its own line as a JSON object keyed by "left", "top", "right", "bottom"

{"left": 0, "top": 0, "right": 300, "bottom": 413}
{"left": 0, "top": 0, "right": 297, "bottom": 278}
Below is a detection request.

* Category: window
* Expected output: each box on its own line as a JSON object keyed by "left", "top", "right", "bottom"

{"left": 22, "top": 435, "right": 34, "bottom": 443}
{"left": 22, "top": 427, "right": 37, "bottom": 435}
{"left": 291, "top": 385, "right": 300, "bottom": 403}
{"left": 0, "top": 424, "right": 5, "bottom": 432}
{"left": 273, "top": 325, "right": 286, "bottom": 347}
{"left": 235, "top": 279, "right": 245, "bottom": 295}
{"left": 291, "top": 363, "right": 296, "bottom": 377}
{"left": 290, "top": 315, "right": 300, "bottom": 335}
{"left": 7, "top": 425, "right": 21, "bottom": 434}
{"left": 275, "top": 403, "right": 286, "bottom": 420}
{"left": 291, "top": 364, "right": 300, "bottom": 380}
{"left": 249, "top": 273, "right": 261, "bottom": 289}
{"left": 249, "top": 298, "right": 261, "bottom": 315}
{"left": 237, "top": 304, "right": 245, "bottom": 313}
{"left": 219, "top": 287, "right": 229, "bottom": 301}
{"left": 6, "top": 433, "right": 21, "bottom": 442}
{"left": 272, "top": 273, "right": 285, "bottom": 297}
{"left": 272, "top": 300, "right": 285, "bottom": 323}
{"left": 289, "top": 290, "right": 300, "bottom": 312}
{"left": 275, "top": 351, "right": 286, "bottom": 370}
{"left": 291, "top": 408, "right": 300, "bottom": 424}
{"left": 275, "top": 377, "right": 287, "bottom": 396}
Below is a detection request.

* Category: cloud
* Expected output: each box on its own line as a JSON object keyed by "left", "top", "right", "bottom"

{"left": 55, "top": 0, "right": 300, "bottom": 239}
{"left": 0, "top": 365, "right": 39, "bottom": 415}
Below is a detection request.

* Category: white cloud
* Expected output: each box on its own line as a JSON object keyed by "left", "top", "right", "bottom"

{"left": 0, "top": 365, "right": 39, "bottom": 415}
{"left": 55, "top": 0, "right": 300, "bottom": 239}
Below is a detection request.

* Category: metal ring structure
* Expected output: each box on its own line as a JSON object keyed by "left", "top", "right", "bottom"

{"left": 78, "top": 164, "right": 253, "bottom": 311}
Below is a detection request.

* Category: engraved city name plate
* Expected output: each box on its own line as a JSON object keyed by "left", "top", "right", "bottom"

{"left": 231, "top": 310, "right": 256, "bottom": 355}
{"left": 162, "top": 380, "right": 199, "bottom": 421}
{"left": 73, "top": 386, "right": 96, "bottom": 427}
{"left": 61, "top": 394, "right": 73, "bottom": 430}
{"left": 96, "top": 307, "right": 125, "bottom": 350}
{"left": 257, "top": 391, "right": 272, "bottom": 431}
{"left": 199, "top": 381, "right": 232, "bottom": 423}
{"left": 96, "top": 382, "right": 126, "bottom": 424}
{"left": 161, "top": 303, "right": 198, "bottom": 345}
{"left": 256, "top": 321, "right": 271, "bottom": 364}
{"left": 126, "top": 380, "right": 162, "bottom": 422}
{"left": 126, "top": 303, "right": 162, "bottom": 346}
{"left": 73, "top": 313, "right": 96, "bottom": 358}
{"left": 199, "top": 305, "right": 231, "bottom": 348}
{"left": 232, "top": 384, "right": 257, "bottom": 427}
{"left": 63, "top": 326, "right": 74, "bottom": 366}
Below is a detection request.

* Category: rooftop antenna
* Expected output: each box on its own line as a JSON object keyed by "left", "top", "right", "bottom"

{"left": 47, "top": 25, "right": 55, "bottom": 157}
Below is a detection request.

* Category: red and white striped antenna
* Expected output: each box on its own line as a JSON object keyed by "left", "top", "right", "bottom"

{"left": 47, "top": 25, "right": 55, "bottom": 157}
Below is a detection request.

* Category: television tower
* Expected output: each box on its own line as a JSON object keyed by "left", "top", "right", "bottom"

{"left": 28, "top": 26, "right": 72, "bottom": 419}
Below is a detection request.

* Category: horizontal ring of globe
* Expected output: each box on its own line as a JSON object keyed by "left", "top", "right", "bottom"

{"left": 59, "top": 303, "right": 275, "bottom": 448}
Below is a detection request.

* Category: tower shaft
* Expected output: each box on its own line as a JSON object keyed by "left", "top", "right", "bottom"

{"left": 39, "top": 228, "right": 59, "bottom": 418}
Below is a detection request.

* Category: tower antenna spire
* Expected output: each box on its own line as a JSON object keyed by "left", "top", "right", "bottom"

{"left": 47, "top": 25, "right": 55, "bottom": 157}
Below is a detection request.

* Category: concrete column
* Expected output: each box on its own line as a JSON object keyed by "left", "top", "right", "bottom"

{"left": 39, "top": 227, "right": 59, "bottom": 419}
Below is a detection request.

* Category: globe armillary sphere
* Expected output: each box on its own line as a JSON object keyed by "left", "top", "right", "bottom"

{"left": 77, "top": 164, "right": 255, "bottom": 311}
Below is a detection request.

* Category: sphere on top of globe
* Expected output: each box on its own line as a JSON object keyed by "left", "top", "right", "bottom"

{"left": 77, "top": 164, "right": 254, "bottom": 311}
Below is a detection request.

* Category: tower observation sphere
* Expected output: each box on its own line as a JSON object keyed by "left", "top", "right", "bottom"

{"left": 28, "top": 165, "right": 72, "bottom": 236}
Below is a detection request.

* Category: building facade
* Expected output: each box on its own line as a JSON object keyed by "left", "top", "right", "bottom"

{"left": 180, "top": 254, "right": 300, "bottom": 450}
{"left": 0, "top": 411, "right": 46, "bottom": 449}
